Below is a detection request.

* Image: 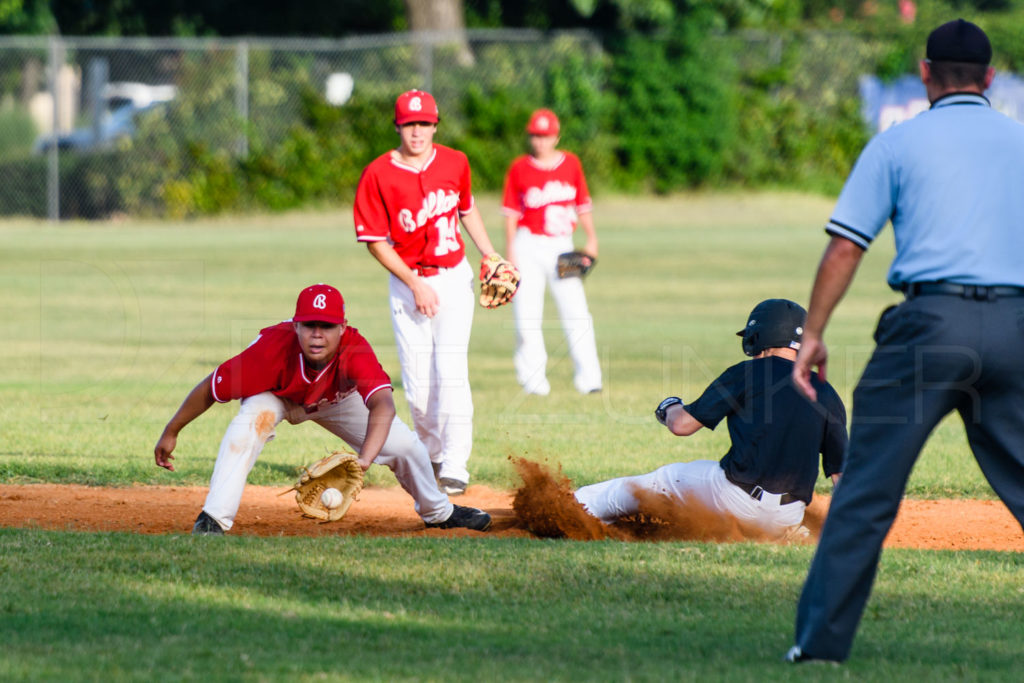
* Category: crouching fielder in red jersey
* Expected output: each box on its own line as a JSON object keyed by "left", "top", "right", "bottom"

{"left": 154, "top": 284, "right": 491, "bottom": 534}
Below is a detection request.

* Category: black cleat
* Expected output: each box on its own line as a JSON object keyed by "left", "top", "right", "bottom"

{"left": 426, "top": 504, "right": 492, "bottom": 531}
{"left": 192, "top": 510, "right": 225, "bottom": 536}
{"left": 438, "top": 477, "right": 467, "bottom": 496}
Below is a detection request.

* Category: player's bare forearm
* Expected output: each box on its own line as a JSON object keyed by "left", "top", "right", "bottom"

{"left": 366, "top": 241, "right": 439, "bottom": 317}
{"left": 665, "top": 404, "right": 703, "bottom": 437}
{"left": 578, "top": 211, "right": 598, "bottom": 258}
{"left": 804, "top": 236, "right": 865, "bottom": 338}
{"left": 460, "top": 206, "right": 497, "bottom": 257}
{"left": 366, "top": 241, "right": 417, "bottom": 289}
{"left": 154, "top": 374, "right": 216, "bottom": 470}
{"left": 359, "top": 389, "right": 397, "bottom": 470}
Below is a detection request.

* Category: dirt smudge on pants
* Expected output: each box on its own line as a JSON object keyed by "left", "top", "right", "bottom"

{"left": 255, "top": 410, "right": 276, "bottom": 441}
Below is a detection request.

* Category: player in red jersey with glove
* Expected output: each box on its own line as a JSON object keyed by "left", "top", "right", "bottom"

{"left": 502, "top": 109, "right": 601, "bottom": 395}
{"left": 354, "top": 90, "right": 517, "bottom": 496}
{"left": 154, "top": 284, "right": 491, "bottom": 534}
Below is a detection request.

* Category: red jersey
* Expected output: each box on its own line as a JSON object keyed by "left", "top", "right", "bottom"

{"left": 501, "top": 152, "right": 592, "bottom": 237}
{"left": 211, "top": 322, "right": 391, "bottom": 413}
{"left": 354, "top": 144, "right": 475, "bottom": 270}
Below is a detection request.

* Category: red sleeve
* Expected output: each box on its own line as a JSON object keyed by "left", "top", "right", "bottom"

{"left": 501, "top": 161, "right": 522, "bottom": 217}
{"left": 210, "top": 331, "right": 284, "bottom": 402}
{"left": 573, "top": 154, "right": 592, "bottom": 213}
{"left": 338, "top": 328, "right": 393, "bottom": 403}
{"left": 354, "top": 161, "right": 389, "bottom": 242}
{"left": 457, "top": 152, "right": 474, "bottom": 215}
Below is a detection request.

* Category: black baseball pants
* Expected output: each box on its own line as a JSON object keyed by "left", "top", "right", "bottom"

{"left": 793, "top": 293, "right": 1024, "bottom": 661}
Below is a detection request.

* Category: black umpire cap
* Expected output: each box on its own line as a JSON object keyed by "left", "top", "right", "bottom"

{"left": 737, "top": 299, "right": 806, "bottom": 357}
{"left": 927, "top": 19, "right": 991, "bottom": 65}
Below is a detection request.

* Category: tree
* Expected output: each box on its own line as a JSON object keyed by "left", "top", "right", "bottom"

{"left": 404, "top": 0, "right": 474, "bottom": 66}
{"left": 0, "top": 0, "right": 55, "bottom": 34}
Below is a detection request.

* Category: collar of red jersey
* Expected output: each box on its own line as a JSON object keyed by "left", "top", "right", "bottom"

{"left": 390, "top": 148, "right": 437, "bottom": 173}
{"left": 527, "top": 152, "right": 566, "bottom": 171}
{"left": 298, "top": 353, "right": 337, "bottom": 384}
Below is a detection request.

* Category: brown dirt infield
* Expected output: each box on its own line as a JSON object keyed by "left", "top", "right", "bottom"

{"left": 1, "top": 475, "right": 1021, "bottom": 551}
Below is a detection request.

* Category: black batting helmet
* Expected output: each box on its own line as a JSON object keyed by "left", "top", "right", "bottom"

{"left": 736, "top": 299, "right": 806, "bottom": 357}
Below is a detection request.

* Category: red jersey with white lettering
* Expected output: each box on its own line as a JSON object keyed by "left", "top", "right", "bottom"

{"left": 501, "top": 152, "right": 592, "bottom": 237}
{"left": 210, "top": 322, "right": 391, "bottom": 413}
{"left": 354, "top": 144, "right": 475, "bottom": 270}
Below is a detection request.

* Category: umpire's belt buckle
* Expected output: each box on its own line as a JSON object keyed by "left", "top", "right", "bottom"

{"left": 749, "top": 485, "right": 765, "bottom": 501}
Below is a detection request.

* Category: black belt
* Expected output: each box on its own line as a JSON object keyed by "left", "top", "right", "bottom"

{"left": 727, "top": 476, "right": 799, "bottom": 505}
{"left": 901, "top": 282, "right": 1024, "bottom": 301}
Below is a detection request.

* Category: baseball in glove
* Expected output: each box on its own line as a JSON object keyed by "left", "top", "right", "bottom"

{"left": 479, "top": 253, "right": 521, "bottom": 309}
{"left": 290, "top": 451, "right": 364, "bottom": 522}
{"left": 556, "top": 251, "right": 596, "bottom": 279}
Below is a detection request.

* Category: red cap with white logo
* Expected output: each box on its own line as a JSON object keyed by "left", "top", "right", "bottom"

{"left": 526, "top": 108, "right": 560, "bottom": 136}
{"left": 394, "top": 89, "right": 439, "bottom": 125}
{"left": 294, "top": 284, "right": 346, "bottom": 324}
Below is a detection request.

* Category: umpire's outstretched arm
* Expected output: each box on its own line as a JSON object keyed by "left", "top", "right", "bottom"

{"left": 793, "top": 236, "right": 865, "bottom": 401}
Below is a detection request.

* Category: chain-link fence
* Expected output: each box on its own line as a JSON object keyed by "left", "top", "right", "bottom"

{"left": 0, "top": 29, "right": 909, "bottom": 220}
{"left": 0, "top": 30, "right": 605, "bottom": 219}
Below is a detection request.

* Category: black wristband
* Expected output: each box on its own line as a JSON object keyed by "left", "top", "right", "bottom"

{"left": 655, "top": 397, "right": 684, "bottom": 426}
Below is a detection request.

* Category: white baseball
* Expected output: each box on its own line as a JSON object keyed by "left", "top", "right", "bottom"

{"left": 320, "top": 487, "right": 343, "bottom": 509}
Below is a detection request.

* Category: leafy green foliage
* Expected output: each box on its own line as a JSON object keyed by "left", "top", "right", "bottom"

{"left": 0, "top": 0, "right": 54, "bottom": 34}
{"left": 25, "top": 5, "right": 1024, "bottom": 218}
{"left": 241, "top": 88, "right": 396, "bottom": 211}
{"left": 606, "top": 10, "right": 738, "bottom": 192}
{"left": 0, "top": 105, "right": 35, "bottom": 158}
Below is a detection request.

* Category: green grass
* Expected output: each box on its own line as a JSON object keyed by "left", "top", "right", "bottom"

{"left": 0, "top": 192, "right": 993, "bottom": 496}
{"left": 1, "top": 194, "right": 1020, "bottom": 680}
{"left": 1, "top": 528, "right": 1022, "bottom": 681}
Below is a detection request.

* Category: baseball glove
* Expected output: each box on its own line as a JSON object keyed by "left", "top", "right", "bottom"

{"left": 556, "top": 251, "right": 596, "bottom": 279}
{"left": 291, "top": 451, "right": 364, "bottom": 522}
{"left": 479, "top": 253, "right": 521, "bottom": 309}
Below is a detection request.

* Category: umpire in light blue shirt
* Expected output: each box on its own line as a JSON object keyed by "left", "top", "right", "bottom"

{"left": 786, "top": 19, "right": 1024, "bottom": 663}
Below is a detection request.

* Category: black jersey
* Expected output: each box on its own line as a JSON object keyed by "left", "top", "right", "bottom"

{"left": 685, "top": 356, "right": 847, "bottom": 504}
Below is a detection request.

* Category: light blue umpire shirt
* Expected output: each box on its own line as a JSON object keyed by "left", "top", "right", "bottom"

{"left": 826, "top": 92, "right": 1024, "bottom": 289}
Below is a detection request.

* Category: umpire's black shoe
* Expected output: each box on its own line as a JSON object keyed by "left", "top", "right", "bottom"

{"left": 426, "top": 505, "right": 492, "bottom": 532}
{"left": 192, "top": 510, "right": 225, "bottom": 536}
{"left": 784, "top": 646, "right": 840, "bottom": 665}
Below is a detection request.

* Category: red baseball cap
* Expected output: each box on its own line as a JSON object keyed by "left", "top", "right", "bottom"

{"left": 526, "top": 109, "right": 560, "bottom": 136}
{"left": 294, "top": 284, "right": 345, "bottom": 324}
{"left": 395, "top": 89, "right": 439, "bottom": 125}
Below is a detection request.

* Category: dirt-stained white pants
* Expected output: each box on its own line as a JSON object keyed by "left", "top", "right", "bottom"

{"left": 513, "top": 230, "right": 601, "bottom": 395}
{"left": 574, "top": 460, "right": 805, "bottom": 538}
{"left": 202, "top": 391, "right": 453, "bottom": 530}
{"left": 389, "top": 258, "right": 475, "bottom": 484}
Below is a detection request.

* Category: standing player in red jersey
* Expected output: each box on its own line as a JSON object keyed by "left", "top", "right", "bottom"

{"left": 153, "top": 284, "right": 491, "bottom": 535}
{"left": 354, "top": 90, "right": 515, "bottom": 496}
{"left": 502, "top": 109, "right": 601, "bottom": 396}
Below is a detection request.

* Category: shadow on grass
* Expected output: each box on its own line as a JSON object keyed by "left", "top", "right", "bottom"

{"left": 0, "top": 529, "right": 1022, "bottom": 680}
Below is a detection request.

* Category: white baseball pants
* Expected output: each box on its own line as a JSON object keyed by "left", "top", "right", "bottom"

{"left": 574, "top": 460, "right": 805, "bottom": 538}
{"left": 202, "top": 391, "right": 453, "bottom": 530}
{"left": 389, "top": 258, "right": 475, "bottom": 484}
{"left": 512, "top": 230, "right": 601, "bottom": 395}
